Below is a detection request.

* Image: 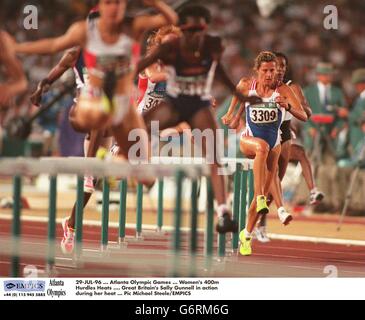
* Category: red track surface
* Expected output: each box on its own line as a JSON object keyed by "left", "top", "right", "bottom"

{"left": 1, "top": 219, "right": 365, "bottom": 278}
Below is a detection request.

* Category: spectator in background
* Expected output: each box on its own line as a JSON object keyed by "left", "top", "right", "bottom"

{"left": 303, "top": 62, "right": 348, "bottom": 154}
{"left": 349, "top": 69, "right": 365, "bottom": 155}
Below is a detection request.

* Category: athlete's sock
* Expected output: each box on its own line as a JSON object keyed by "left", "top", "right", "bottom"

{"left": 243, "top": 228, "right": 252, "bottom": 239}
{"left": 217, "top": 204, "right": 230, "bottom": 218}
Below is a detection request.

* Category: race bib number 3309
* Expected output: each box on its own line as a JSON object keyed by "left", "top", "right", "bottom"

{"left": 250, "top": 107, "right": 278, "bottom": 124}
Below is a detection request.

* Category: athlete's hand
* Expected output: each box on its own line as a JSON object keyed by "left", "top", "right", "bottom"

{"left": 221, "top": 114, "right": 233, "bottom": 126}
{"left": 30, "top": 80, "right": 50, "bottom": 106}
{"left": 275, "top": 96, "right": 289, "bottom": 110}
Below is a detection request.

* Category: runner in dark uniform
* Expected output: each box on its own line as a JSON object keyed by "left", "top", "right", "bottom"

{"left": 137, "top": 5, "right": 260, "bottom": 234}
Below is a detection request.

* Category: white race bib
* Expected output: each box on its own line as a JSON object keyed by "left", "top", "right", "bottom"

{"left": 249, "top": 104, "right": 278, "bottom": 124}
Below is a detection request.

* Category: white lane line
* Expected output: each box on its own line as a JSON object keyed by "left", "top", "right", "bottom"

{"left": 256, "top": 245, "right": 365, "bottom": 257}
{"left": 253, "top": 252, "right": 365, "bottom": 265}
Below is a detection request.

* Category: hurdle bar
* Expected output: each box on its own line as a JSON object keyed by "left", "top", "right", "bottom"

{"left": 0, "top": 157, "right": 209, "bottom": 276}
{"left": 0, "top": 156, "right": 254, "bottom": 276}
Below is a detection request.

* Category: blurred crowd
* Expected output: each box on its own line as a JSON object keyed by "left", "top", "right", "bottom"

{"left": 1, "top": 0, "right": 365, "bottom": 212}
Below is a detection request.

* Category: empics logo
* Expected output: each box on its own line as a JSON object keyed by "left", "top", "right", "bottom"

{"left": 4, "top": 280, "right": 46, "bottom": 292}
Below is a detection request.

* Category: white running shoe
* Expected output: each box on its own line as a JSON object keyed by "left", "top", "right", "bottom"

{"left": 84, "top": 176, "right": 95, "bottom": 194}
{"left": 61, "top": 218, "right": 75, "bottom": 255}
{"left": 278, "top": 207, "right": 293, "bottom": 226}
{"left": 254, "top": 226, "right": 270, "bottom": 243}
{"left": 309, "top": 189, "right": 325, "bottom": 205}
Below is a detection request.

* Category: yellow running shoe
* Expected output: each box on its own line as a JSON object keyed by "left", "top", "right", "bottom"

{"left": 239, "top": 229, "right": 252, "bottom": 256}
{"left": 256, "top": 195, "right": 269, "bottom": 215}
{"left": 96, "top": 147, "right": 117, "bottom": 189}
{"left": 96, "top": 147, "right": 109, "bottom": 160}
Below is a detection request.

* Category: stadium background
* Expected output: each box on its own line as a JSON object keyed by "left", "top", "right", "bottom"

{"left": 1, "top": 0, "right": 365, "bottom": 214}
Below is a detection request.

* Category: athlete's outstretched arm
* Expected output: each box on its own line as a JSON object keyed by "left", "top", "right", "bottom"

{"left": 221, "top": 78, "right": 248, "bottom": 125}
{"left": 30, "top": 47, "right": 81, "bottom": 106}
{"left": 136, "top": 42, "right": 172, "bottom": 76}
{"left": 277, "top": 84, "right": 308, "bottom": 122}
{"left": 133, "top": 0, "right": 178, "bottom": 40}
{"left": 290, "top": 83, "right": 312, "bottom": 118}
{"left": 0, "top": 31, "right": 28, "bottom": 106}
{"left": 14, "top": 21, "right": 86, "bottom": 55}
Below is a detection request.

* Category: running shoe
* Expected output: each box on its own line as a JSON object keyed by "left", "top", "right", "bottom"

{"left": 309, "top": 189, "right": 325, "bottom": 205}
{"left": 254, "top": 226, "right": 270, "bottom": 243}
{"left": 278, "top": 207, "right": 293, "bottom": 226}
{"left": 239, "top": 229, "right": 252, "bottom": 256}
{"left": 216, "top": 212, "right": 238, "bottom": 234}
{"left": 84, "top": 175, "right": 95, "bottom": 194}
{"left": 256, "top": 195, "right": 269, "bottom": 215}
{"left": 61, "top": 218, "right": 75, "bottom": 255}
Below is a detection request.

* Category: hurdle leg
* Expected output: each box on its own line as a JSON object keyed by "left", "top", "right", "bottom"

{"left": 11, "top": 176, "right": 22, "bottom": 277}
{"left": 190, "top": 179, "right": 198, "bottom": 277}
{"left": 218, "top": 232, "right": 226, "bottom": 258}
{"left": 101, "top": 178, "right": 110, "bottom": 251}
{"left": 157, "top": 178, "right": 164, "bottom": 233}
{"left": 232, "top": 163, "right": 242, "bottom": 251}
{"left": 118, "top": 179, "right": 128, "bottom": 244}
{"left": 205, "top": 178, "right": 214, "bottom": 272}
{"left": 75, "top": 176, "right": 84, "bottom": 262}
{"left": 172, "top": 170, "right": 184, "bottom": 277}
{"left": 136, "top": 183, "right": 143, "bottom": 239}
{"left": 46, "top": 175, "right": 57, "bottom": 274}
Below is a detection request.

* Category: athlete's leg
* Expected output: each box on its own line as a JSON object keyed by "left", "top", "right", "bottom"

{"left": 67, "top": 130, "right": 113, "bottom": 230}
{"left": 240, "top": 137, "right": 270, "bottom": 197}
{"left": 278, "top": 140, "right": 291, "bottom": 181}
{"left": 187, "top": 107, "right": 225, "bottom": 204}
{"left": 187, "top": 107, "right": 237, "bottom": 233}
{"left": 142, "top": 100, "right": 181, "bottom": 133}
{"left": 290, "top": 143, "right": 324, "bottom": 204}
{"left": 290, "top": 144, "right": 315, "bottom": 190}
{"left": 259, "top": 138, "right": 292, "bottom": 233}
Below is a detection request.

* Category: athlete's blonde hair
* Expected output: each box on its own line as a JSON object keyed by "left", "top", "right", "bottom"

{"left": 254, "top": 51, "right": 277, "bottom": 71}
{"left": 146, "top": 25, "right": 182, "bottom": 52}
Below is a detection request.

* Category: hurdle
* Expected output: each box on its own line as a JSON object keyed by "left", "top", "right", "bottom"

{"left": 0, "top": 156, "right": 254, "bottom": 277}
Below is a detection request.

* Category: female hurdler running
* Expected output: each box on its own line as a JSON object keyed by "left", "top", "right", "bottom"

{"left": 14, "top": 0, "right": 178, "bottom": 253}
{"left": 222, "top": 51, "right": 307, "bottom": 255}
{"left": 136, "top": 5, "right": 261, "bottom": 234}
{"left": 14, "top": 0, "right": 177, "bottom": 147}
{"left": 256, "top": 52, "right": 324, "bottom": 243}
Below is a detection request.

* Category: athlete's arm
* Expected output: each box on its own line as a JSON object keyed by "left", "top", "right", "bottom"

{"left": 277, "top": 84, "right": 308, "bottom": 122}
{"left": 14, "top": 21, "right": 86, "bottom": 55}
{"left": 221, "top": 78, "right": 248, "bottom": 125}
{"left": 133, "top": 0, "right": 178, "bottom": 40}
{"left": 145, "top": 62, "right": 167, "bottom": 83}
{"left": 136, "top": 41, "right": 172, "bottom": 76}
{"left": 290, "top": 83, "right": 312, "bottom": 118}
{"left": 0, "top": 31, "right": 28, "bottom": 106}
{"left": 30, "top": 47, "right": 81, "bottom": 106}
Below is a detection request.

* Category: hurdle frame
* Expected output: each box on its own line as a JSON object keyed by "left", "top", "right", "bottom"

{"left": 0, "top": 156, "right": 254, "bottom": 277}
